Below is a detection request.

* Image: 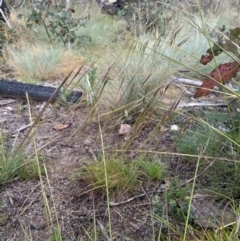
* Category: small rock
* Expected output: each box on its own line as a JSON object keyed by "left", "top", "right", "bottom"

{"left": 170, "top": 125, "right": 179, "bottom": 131}
{"left": 5, "top": 106, "right": 13, "bottom": 111}
{"left": 29, "top": 223, "right": 36, "bottom": 230}
{"left": 119, "top": 124, "right": 131, "bottom": 136}
{"left": 107, "top": 0, "right": 117, "bottom": 3}
{"left": 84, "top": 136, "right": 93, "bottom": 146}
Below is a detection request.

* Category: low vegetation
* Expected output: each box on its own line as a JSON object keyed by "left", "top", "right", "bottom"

{"left": 0, "top": 130, "right": 42, "bottom": 184}
{"left": 1, "top": 0, "right": 240, "bottom": 240}
{"left": 7, "top": 43, "right": 84, "bottom": 82}
{"left": 76, "top": 155, "right": 165, "bottom": 195}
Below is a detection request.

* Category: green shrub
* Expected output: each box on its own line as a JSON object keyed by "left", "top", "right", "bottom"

{"left": 18, "top": 0, "right": 88, "bottom": 47}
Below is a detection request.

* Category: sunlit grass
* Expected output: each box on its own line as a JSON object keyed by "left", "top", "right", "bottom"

{"left": 6, "top": 43, "right": 85, "bottom": 83}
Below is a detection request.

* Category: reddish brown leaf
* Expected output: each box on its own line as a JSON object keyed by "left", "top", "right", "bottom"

{"left": 195, "top": 61, "right": 240, "bottom": 98}
{"left": 200, "top": 54, "right": 214, "bottom": 65}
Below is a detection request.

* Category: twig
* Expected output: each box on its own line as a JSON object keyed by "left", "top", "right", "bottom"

{"left": 233, "top": 214, "right": 240, "bottom": 241}
{"left": 109, "top": 193, "right": 147, "bottom": 207}
{"left": 177, "top": 101, "right": 227, "bottom": 108}
{"left": 0, "top": 99, "right": 16, "bottom": 106}
{"left": 173, "top": 84, "right": 192, "bottom": 95}
{"left": 88, "top": 147, "right": 97, "bottom": 161}
{"left": 0, "top": 8, "right": 11, "bottom": 29}
{"left": 12, "top": 123, "right": 32, "bottom": 135}
{"left": 6, "top": 191, "right": 21, "bottom": 226}
{"left": 96, "top": 219, "right": 111, "bottom": 241}
{"left": 109, "top": 182, "right": 166, "bottom": 207}
{"left": 13, "top": 184, "right": 41, "bottom": 223}
{"left": 171, "top": 76, "right": 202, "bottom": 86}
{"left": 215, "top": 221, "right": 236, "bottom": 232}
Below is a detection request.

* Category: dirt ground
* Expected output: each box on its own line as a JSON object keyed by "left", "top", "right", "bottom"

{"left": 0, "top": 97, "right": 178, "bottom": 241}
{"left": 0, "top": 1, "right": 239, "bottom": 238}
{"left": 0, "top": 78, "right": 238, "bottom": 240}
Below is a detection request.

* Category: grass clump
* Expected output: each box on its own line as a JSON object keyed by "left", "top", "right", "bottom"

{"left": 176, "top": 123, "right": 224, "bottom": 161}
{"left": 50, "top": 229, "right": 63, "bottom": 241}
{"left": 0, "top": 131, "right": 22, "bottom": 184}
{"left": 0, "top": 153, "right": 23, "bottom": 185}
{"left": 76, "top": 12, "right": 127, "bottom": 54}
{"left": 80, "top": 157, "right": 138, "bottom": 193}
{"left": 17, "top": 158, "right": 44, "bottom": 181}
{"left": 78, "top": 155, "right": 165, "bottom": 195}
{"left": 6, "top": 43, "right": 84, "bottom": 83}
{"left": 136, "top": 156, "right": 165, "bottom": 181}
{"left": 101, "top": 15, "right": 221, "bottom": 121}
{"left": 176, "top": 117, "right": 240, "bottom": 198}
{"left": 0, "top": 131, "right": 42, "bottom": 184}
{"left": 0, "top": 153, "right": 42, "bottom": 184}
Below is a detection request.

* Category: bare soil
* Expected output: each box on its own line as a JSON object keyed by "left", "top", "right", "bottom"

{"left": 0, "top": 98, "right": 177, "bottom": 241}
{"left": 0, "top": 1, "right": 238, "bottom": 237}
{"left": 0, "top": 80, "right": 237, "bottom": 241}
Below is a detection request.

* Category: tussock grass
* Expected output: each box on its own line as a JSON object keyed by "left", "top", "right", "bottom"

{"left": 6, "top": 43, "right": 85, "bottom": 82}
{"left": 0, "top": 151, "right": 23, "bottom": 184}
{"left": 79, "top": 157, "right": 139, "bottom": 194}
{"left": 76, "top": 13, "right": 127, "bottom": 55}
{"left": 77, "top": 155, "right": 165, "bottom": 196}
{"left": 0, "top": 131, "right": 42, "bottom": 184}
{"left": 136, "top": 156, "right": 165, "bottom": 181}
{"left": 100, "top": 13, "right": 233, "bottom": 116}
{"left": 176, "top": 124, "right": 225, "bottom": 161}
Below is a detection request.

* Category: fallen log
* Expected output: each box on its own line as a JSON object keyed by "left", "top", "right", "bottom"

{"left": 0, "top": 79, "right": 82, "bottom": 103}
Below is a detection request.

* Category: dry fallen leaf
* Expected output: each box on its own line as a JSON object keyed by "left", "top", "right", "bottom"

{"left": 119, "top": 124, "right": 131, "bottom": 136}
{"left": 53, "top": 123, "right": 70, "bottom": 131}
{"left": 195, "top": 61, "right": 240, "bottom": 98}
